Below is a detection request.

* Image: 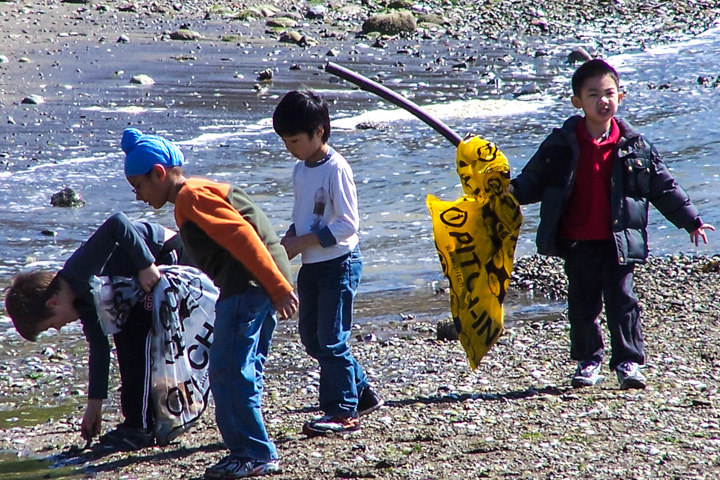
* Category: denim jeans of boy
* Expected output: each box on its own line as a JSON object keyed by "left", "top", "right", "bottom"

{"left": 210, "top": 288, "right": 278, "bottom": 461}
{"left": 563, "top": 239, "right": 645, "bottom": 370}
{"left": 298, "top": 247, "right": 368, "bottom": 417}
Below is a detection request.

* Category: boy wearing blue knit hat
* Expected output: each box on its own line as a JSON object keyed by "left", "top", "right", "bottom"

{"left": 122, "top": 128, "right": 185, "bottom": 177}
{"left": 122, "top": 128, "right": 298, "bottom": 479}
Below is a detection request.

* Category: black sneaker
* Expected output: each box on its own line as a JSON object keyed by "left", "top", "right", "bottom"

{"left": 97, "top": 424, "right": 155, "bottom": 452}
{"left": 302, "top": 415, "right": 361, "bottom": 438}
{"left": 357, "top": 386, "right": 384, "bottom": 416}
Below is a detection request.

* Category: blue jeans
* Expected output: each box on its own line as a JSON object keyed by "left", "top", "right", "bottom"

{"left": 298, "top": 247, "right": 368, "bottom": 417}
{"left": 210, "top": 289, "right": 278, "bottom": 461}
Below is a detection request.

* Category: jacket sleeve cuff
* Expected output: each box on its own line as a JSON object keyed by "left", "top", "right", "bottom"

{"left": 688, "top": 217, "right": 703, "bottom": 232}
{"left": 316, "top": 226, "right": 337, "bottom": 248}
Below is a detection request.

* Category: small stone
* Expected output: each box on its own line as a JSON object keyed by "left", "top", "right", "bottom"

{"left": 256, "top": 68, "right": 273, "bottom": 81}
{"left": 568, "top": 46, "right": 592, "bottom": 63}
{"left": 21, "top": 94, "right": 44, "bottom": 104}
{"left": 436, "top": 317, "right": 459, "bottom": 341}
{"left": 514, "top": 82, "right": 541, "bottom": 97}
{"left": 306, "top": 5, "right": 325, "bottom": 19}
{"left": 130, "top": 74, "right": 155, "bottom": 85}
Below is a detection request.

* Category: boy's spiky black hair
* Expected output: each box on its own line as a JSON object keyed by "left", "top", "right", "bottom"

{"left": 572, "top": 59, "right": 620, "bottom": 96}
{"left": 272, "top": 90, "right": 331, "bottom": 143}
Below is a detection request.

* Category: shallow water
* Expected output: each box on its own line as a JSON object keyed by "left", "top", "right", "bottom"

{"left": 0, "top": 453, "right": 82, "bottom": 479}
{"left": 1, "top": 25, "right": 719, "bottom": 327}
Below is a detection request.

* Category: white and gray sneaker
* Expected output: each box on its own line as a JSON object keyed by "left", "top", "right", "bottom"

{"left": 571, "top": 360, "right": 602, "bottom": 388}
{"left": 205, "top": 456, "right": 280, "bottom": 479}
{"left": 615, "top": 361, "right": 646, "bottom": 390}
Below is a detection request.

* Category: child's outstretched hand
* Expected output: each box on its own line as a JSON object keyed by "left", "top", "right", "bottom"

{"left": 138, "top": 264, "right": 162, "bottom": 292}
{"left": 690, "top": 223, "right": 715, "bottom": 246}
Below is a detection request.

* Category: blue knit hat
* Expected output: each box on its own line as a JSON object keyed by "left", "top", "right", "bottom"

{"left": 122, "top": 128, "right": 184, "bottom": 177}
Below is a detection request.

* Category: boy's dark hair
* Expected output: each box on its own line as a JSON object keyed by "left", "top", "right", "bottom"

{"left": 272, "top": 90, "right": 331, "bottom": 143}
{"left": 4, "top": 271, "right": 59, "bottom": 341}
{"left": 571, "top": 59, "right": 620, "bottom": 96}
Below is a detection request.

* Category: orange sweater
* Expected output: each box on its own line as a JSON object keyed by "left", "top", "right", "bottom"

{"left": 174, "top": 178, "right": 293, "bottom": 302}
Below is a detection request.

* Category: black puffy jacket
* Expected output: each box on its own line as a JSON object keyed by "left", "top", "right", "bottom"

{"left": 510, "top": 115, "right": 702, "bottom": 265}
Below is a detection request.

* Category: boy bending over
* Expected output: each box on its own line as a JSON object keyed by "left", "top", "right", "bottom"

{"left": 122, "top": 128, "right": 298, "bottom": 479}
{"left": 5, "top": 212, "right": 188, "bottom": 451}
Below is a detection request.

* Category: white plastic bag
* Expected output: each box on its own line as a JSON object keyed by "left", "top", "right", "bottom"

{"left": 149, "top": 265, "right": 219, "bottom": 445}
{"left": 91, "top": 265, "right": 219, "bottom": 446}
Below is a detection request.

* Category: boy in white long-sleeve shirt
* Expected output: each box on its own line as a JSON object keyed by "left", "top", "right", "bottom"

{"left": 273, "top": 90, "right": 383, "bottom": 437}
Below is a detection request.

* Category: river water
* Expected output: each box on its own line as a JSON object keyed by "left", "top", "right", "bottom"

{"left": 1, "top": 24, "right": 719, "bottom": 332}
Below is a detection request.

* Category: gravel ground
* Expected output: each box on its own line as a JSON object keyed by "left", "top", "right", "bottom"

{"left": 3, "top": 254, "right": 720, "bottom": 479}
{"left": 1, "top": 1, "right": 720, "bottom": 479}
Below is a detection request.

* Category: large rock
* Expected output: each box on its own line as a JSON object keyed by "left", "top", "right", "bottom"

{"left": 362, "top": 11, "right": 417, "bottom": 35}
{"left": 21, "top": 94, "right": 44, "bottom": 104}
{"left": 50, "top": 187, "right": 85, "bottom": 208}
{"left": 266, "top": 17, "right": 297, "bottom": 29}
{"left": 568, "top": 46, "right": 593, "bottom": 63}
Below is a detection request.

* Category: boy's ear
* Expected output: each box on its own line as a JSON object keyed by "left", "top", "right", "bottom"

{"left": 149, "top": 164, "right": 168, "bottom": 181}
{"left": 315, "top": 126, "right": 325, "bottom": 139}
{"left": 44, "top": 292, "right": 59, "bottom": 309}
{"left": 570, "top": 95, "right": 583, "bottom": 109}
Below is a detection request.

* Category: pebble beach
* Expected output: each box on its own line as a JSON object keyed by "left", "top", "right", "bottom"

{"left": 2, "top": 1, "right": 720, "bottom": 479}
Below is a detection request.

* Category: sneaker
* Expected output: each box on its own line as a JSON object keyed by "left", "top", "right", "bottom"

{"left": 302, "top": 415, "right": 361, "bottom": 438}
{"left": 205, "top": 455, "right": 280, "bottom": 479}
{"left": 357, "top": 386, "right": 384, "bottom": 416}
{"left": 571, "top": 360, "right": 602, "bottom": 388}
{"left": 97, "top": 424, "right": 155, "bottom": 452}
{"left": 616, "top": 361, "right": 646, "bottom": 390}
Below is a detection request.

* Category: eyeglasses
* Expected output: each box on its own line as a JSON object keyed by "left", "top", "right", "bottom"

{"left": 130, "top": 173, "right": 151, "bottom": 195}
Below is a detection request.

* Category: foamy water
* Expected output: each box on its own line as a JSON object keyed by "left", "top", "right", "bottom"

{"left": 1, "top": 27, "right": 719, "bottom": 322}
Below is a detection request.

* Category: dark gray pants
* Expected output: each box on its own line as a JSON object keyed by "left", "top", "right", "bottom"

{"left": 562, "top": 240, "right": 645, "bottom": 370}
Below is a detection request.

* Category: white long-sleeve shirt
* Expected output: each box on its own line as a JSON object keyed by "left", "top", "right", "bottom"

{"left": 291, "top": 147, "right": 359, "bottom": 264}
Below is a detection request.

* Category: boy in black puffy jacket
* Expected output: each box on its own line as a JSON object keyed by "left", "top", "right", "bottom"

{"left": 510, "top": 59, "right": 713, "bottom": 390}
